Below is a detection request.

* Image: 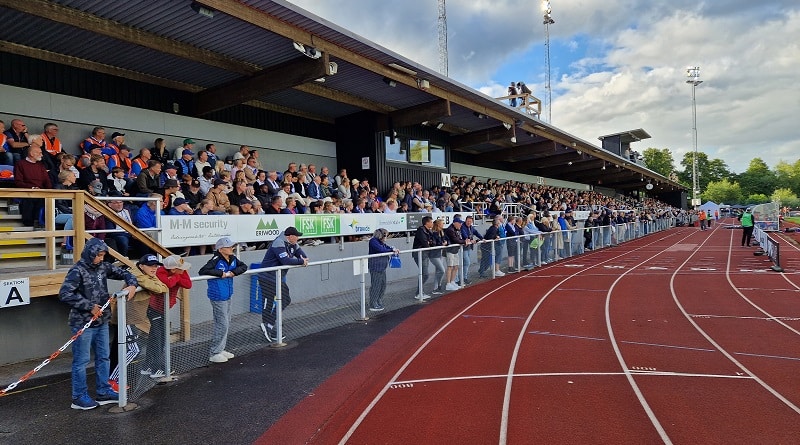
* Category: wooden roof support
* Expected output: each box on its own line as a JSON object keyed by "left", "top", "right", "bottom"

{"left": 487, "top": 140, "right": 556, "bottom": 162}
{"left": 450, "top": 125, "right": 513, "bottom": 150}
{"left": 0, "top": 0, "right": 257, "bottom": 75}
{"left": 194, "top": 53, "right": 331, "bottom": 116}
{"left": 388, "top": 99, "right": 451, "bottom": 129}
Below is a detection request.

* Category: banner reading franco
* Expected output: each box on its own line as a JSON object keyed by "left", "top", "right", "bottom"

{"left": 161, "top": 212, "right": 471, "bottom": 248}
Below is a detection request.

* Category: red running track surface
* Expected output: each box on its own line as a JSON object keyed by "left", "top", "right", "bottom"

{"left": 257, "top": 220, "right": 800, "bottom": 444}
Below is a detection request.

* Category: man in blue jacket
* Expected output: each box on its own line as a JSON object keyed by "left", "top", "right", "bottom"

{"left": 258, "top": 227, "right": 308, "bottom": 341}
{"left": 59, "top": 238, "right": 138, "bottom": 410}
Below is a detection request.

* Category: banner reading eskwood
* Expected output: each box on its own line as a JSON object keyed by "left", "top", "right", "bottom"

{"left": 160, "top": 212, "right": 471, "bottom": 248}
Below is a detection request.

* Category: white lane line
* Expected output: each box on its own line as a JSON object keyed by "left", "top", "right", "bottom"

{"left": 389, "top": 371, "right": 753, "bottom": 386}
{"left": 689, "top": 314, "right": 800, "bottom": 321}
{"left": 665, "top": 228, "right": 800, "bottom": 417}
{"left": 500, "top": 231, "right": 691, "bottom": 445}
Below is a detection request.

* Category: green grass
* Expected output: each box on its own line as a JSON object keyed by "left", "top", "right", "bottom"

{"left": 786, "top": 217, "right": 800, "bottom": 225}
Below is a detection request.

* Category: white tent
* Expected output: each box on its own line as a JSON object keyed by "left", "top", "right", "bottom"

{"left": 699, "top": 201, "right": 721, "bottom": 217}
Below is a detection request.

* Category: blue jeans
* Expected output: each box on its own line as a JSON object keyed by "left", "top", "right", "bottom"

{"left": 210, "top": 299, "right": 232, "bottom": 356}
{"left": 71, "top": 324, "right": 113, "bottom": 400}
{"left": 461, "top": 248, "right": 473, "bottom": 281}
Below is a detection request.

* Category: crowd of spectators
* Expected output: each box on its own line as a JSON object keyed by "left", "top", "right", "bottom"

{"left": 3, "top": 117, "right": 679, "bottom": 257}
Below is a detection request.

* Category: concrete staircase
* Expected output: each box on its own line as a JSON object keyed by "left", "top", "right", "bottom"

{"left": 0, "top": 199, "right": 59, "bottom": 269}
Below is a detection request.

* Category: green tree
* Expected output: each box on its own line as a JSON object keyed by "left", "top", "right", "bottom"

{"left": 772, "top": 188, "right": 799, "bottom": 208}
{"left": 677, "top": 152, "right": 732, "bottom": 195}
{"left": 747, "top": 193, "right": 769, "bottom": 205}
{"left": 703, "top": 179, "right": 743, "bottom": 204}
{"left": 737, "top": 158, "right": 777, "bottom": 198}
{"left": 641, "top": 147, "right": 675, "bottom": 177}
{"left": 774, "top": 160, "right": 800, "bottom": 195}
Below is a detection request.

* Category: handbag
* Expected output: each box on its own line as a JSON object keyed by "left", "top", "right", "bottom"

{"left": 529, "top": 237, "right": 542, "bottom": 249}
{"left": 389, "top": 253, "right": 402, "bottom": 268}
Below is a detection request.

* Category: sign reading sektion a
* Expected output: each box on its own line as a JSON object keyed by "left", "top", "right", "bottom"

{"left": 161, "top": 212, "right": 471, "bottom": 248}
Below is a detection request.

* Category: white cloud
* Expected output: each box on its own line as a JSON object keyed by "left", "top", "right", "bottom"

{"left": 286, "top": 0, "right": 800, "bottom": 173}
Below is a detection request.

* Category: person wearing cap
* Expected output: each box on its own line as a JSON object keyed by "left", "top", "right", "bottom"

{"left": 160, "top": 163, "right": 180, "bottom": 187}
{"left": 207, "top": 178, "right": 231, "bottom": 213}
{"left": 175, "top": 138, "right": 194, "bottom": 159}
{"left": 257, "top": 227, "right": 308, "bottom": 342}
{"left": 59, "top": 238, "right": 138, "bottom": 410}
{"left": 238, "top": 198, "right": 257, "bottom": 215}
{"left": 109, "top": 254, "right": 167, "bottom": 387}
{"left": 161, "top": 178, "right": 182, "bottom": 212}
{"left": 199, "top": 237, "right": 248, "bottom": 363}
{"left": 176, "top": 148, "right": 197, "bottom": 179}
{"left": 140, "top": 254, "right": 193, "bottom": 378}
{"left": 106, "top": 131, "right": 125, "bottom": 156}
{"left": 444, "top": 216, "right": 470, "bottom": 290}
{"left": 168, "top": 197, "right": 192, "bottom": 216}
{"left": 183, "top": 177, "right": 203, "bottom": 207}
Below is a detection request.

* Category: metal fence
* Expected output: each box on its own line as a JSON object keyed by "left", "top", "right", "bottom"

{"left": 113, "top": 217, "right": 675, "bottom": 406}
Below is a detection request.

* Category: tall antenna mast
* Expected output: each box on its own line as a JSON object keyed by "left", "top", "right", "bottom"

{"left": 542, "top": 1, "right": 554, "bottom": 123}
{"left": 437, "top": 0, "right": 448, "bottom": 76}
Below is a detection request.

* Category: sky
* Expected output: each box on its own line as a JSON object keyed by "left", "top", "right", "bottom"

{"left": 285, "top": 0, "right": 799, "bottom": 174}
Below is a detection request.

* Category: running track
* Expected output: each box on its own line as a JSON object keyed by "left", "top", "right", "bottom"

{"left": 258, "top": 220, "right": 800, "bottom": 444}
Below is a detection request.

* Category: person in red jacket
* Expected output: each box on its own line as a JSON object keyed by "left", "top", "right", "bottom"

{"left": 141, "top": 254, "right": 193, "bottom": 379}
{"left": 14, "top": 134, "right": 52, "bottom": 226}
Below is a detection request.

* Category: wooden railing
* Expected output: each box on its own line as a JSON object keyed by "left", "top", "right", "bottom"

{"left": 0, "top": 189, "right": 171, "bottom": 291}
{"left": 495, "top": 92, "right": 542, "bottom": 116}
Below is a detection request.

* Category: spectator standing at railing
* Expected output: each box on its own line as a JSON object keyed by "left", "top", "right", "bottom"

{"left": 504, "top": 216, "right": 519, "bottom": 273}
{"left": 59, "top": 238, "right": 137, "bottom": 410}
{"left": 14, "top": 134, "right": 52, "bottom": 227}
{"left": 460, "top": 215, "right": 483, "bottom": 284}
{"left": 142, "top": 254, "right": 192, "bottom": 378}
{"left": 507, "top": 82, "right": 518, "bottom": 107}
{"left": 108, "top": 254, "right": 167, "bottom": 390}
{"left": 479, "top": 215, "right": 505, "bottom": 277}
{"left": 444, "top": 216, "right": 469, "bottom": 290}
{"left": 200, "top": 236, "right": 248, "bottom": 363}
{"left": 412, "top": 215, "right": 435, "bottom": 298}
{"left": 258, "top": 227, "right": 308, "bottom": 342}
{"left": 523, "top": 213, "right": 542, "bottom": 268}
{"left": 368, "top": 228, "right": 398, "bottom": 311}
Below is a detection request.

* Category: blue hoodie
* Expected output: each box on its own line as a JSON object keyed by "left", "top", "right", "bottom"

{"left": 258, "top": 232, "right": 307, "bottom": 282}
{"left": 199, "top": 250, "right": 248, "bottom": 301}
{"left": 59, "top": 238, "right": 138, "bottom": 329}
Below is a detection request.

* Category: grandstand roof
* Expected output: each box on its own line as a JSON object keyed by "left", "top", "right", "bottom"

{"left": 0, "top": 0, "right": 683, "bottom": 192}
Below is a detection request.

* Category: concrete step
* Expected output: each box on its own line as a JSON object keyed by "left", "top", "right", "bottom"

{"left": 0, "top": 238, "right": 47, "bottom": 246}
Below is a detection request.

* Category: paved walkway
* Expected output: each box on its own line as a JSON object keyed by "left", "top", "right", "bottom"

{"left": 0, "top": 305, "right": 420, "bottom": 445}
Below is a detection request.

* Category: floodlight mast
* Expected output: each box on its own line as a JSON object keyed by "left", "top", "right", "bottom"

{"left": 686, "top": 66, "right": 703, "bottom": 208}
{"left": 542, "top": 1, "right": 555, "bottom": 123}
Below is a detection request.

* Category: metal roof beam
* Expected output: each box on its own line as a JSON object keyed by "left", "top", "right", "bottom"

{"left": 0, "top": 0, "right": 258, "bottom": 75}
{"left": 489, "top": 141, "right": 556, "bottom": 162}
{"left": 450, "top": 126, "right": 513, "bottom": 150}
{"left": 388, "top": 99, "right": 451, "bottom": 129}
{"left": 194, "top": 54, "right": 330, "bottom": 116}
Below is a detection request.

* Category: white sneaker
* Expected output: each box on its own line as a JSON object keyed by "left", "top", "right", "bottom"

{"left": 495, "top": 270, "right": 505, "bottom": 276}
{"left": 312, "top": 239, "right": 324, "bottom": 246}
{"left": 221, "top": 351, "right": 235, "bottom": 359}
{"left": 209, "top": 353, "right": 228, "bottom": 363}
{"left": 445, "top": 282, "right": 459, "bottom": 291}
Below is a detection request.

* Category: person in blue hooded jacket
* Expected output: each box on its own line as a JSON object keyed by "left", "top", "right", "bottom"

{"left": 199, "top": 236, "right": 248, "bottom": 364}
{"left": 258, "top": 227, "right": 308, "bottom": 342}
{"left": 59, "top": 238, "right": 138, "bottom": 410}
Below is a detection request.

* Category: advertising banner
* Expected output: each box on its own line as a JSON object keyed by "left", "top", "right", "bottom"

{"left": 161, "top": 212, "right": 471, "bottom": 248}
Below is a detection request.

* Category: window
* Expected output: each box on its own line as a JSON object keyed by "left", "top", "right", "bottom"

{"left": 429, "top": 144, "right": 445, "bottom": 168}
{"left": 385, "top": 136, "right": 406, "bottom": 163}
